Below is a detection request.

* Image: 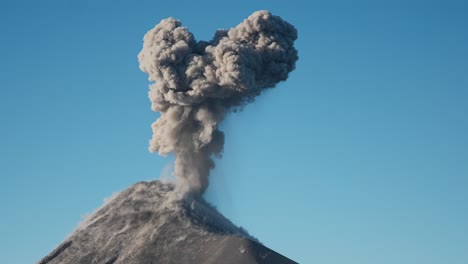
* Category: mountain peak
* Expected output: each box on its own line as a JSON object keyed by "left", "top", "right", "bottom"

{"left": 39, "top": 181, "right": 297, "bottom": 264}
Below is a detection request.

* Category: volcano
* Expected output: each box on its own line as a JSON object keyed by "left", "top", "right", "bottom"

{"left": 38, "top": 181, "right": 297, "bottom": 264}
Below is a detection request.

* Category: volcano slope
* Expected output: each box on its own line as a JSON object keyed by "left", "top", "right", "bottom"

{"left": 38, "top": 181, "right": 297, "bottom": 264}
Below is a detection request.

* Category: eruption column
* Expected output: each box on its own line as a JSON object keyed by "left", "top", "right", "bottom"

{"left": 138, "top": 10, "right": 298, "bottom": 196}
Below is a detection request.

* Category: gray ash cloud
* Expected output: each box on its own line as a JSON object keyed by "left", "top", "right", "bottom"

{"left": 138, "top": 10, "right": 298, "bottom": 196}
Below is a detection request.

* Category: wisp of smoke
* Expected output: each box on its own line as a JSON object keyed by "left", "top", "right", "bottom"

{"left": 138, "top": 10, "right": 298, "bottom": 197}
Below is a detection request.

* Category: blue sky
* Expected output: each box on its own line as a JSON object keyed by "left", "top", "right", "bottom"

{"left": 1, "top": 0, "right": 467, "bottom": 263}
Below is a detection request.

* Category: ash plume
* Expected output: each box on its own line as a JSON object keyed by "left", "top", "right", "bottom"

{"left": 138, "top": 10, "right": 298, "bottom": 196}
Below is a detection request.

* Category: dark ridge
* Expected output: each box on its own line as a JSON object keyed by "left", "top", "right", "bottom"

{"left": 38, "top": 240, "right": 72, "bottom": 264}
{"left": 247, "top": 240, "right": 299, "bottom": 264}
{"left": 104, "top": 255, "right": 119, "bottom": 264}
{"left": 180, "top": 194, "right": 259, "bottom": 243}
{"left": 181, "top": 199, "right": 235, "bottom": 234}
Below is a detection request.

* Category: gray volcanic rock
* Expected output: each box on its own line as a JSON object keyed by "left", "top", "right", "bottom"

{"left": 38, "top": 181, "right": 297, "bottom": 264}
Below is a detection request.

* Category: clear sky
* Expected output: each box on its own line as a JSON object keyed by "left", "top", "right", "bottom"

{"left": 1, "top": 0, "right": 467, "bottom": 263}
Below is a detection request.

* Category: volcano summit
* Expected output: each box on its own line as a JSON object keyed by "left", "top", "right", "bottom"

{"left": 38, "top": 181, "right": 297, "bottom": 264}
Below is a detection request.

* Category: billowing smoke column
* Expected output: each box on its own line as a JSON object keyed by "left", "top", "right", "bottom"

{"left": 138, "top": 10, "right": 298, "bottom": 196}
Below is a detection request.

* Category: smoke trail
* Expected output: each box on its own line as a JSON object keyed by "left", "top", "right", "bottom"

{"left": 138, "top": 10, "right": 298, "bottom": 196}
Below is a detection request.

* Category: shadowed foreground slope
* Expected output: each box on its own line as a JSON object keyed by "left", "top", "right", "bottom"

{"left": 38, "top": 181, "right": 297, "bottom": 264}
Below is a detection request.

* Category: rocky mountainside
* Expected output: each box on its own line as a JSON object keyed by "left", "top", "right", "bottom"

{"left": 38, "top": 181, "right": 297, "bottom": 264}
